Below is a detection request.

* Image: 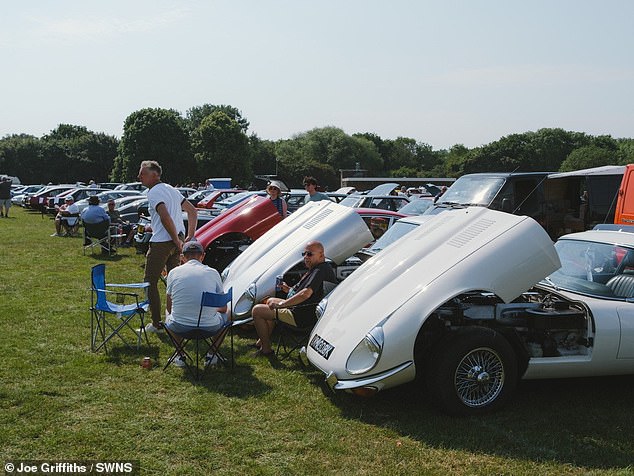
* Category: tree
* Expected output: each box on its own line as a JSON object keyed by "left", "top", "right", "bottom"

{"left": 617, "top": 138, "right": 634, "bottom": 165}
{"left": 113, "top": 108, "right": 194, "bottom": 183}
{"left": 191, "top": 111, "right": 252, "bottom": 185}
{"left": 38, "top": 124, "right": 118, "bottom": 184}
{"left": 249, "top": 134, "right": 277, "bottom": 176}
{"left": 559, "top": 146, "right": 616, "bottom": 171}
{"left": 460, "top": 128, "right": 598, "bottom": 174}
{"left": 275, "top": 127, "right": 383, "bottom": 189}
{"left": 185, "top": 104, "right": 249, "bottom": 133}
{"left": 0, "top": 134, "right": 46, "bottom": 184}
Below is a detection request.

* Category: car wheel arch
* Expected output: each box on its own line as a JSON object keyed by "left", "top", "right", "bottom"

{"left": 423, "top": 326, "right": 520, "bottom": 415}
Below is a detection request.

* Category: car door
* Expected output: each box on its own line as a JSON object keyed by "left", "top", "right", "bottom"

{"left": 616, "top": 304, "right": 634, "bottom": 358}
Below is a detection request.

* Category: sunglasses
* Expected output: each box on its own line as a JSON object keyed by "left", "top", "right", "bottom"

{"left": 301, "top": 251, "right": 314, "bottom": 257}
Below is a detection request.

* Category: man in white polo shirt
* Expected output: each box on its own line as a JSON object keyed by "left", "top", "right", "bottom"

{"left": 137, "top": 160, "right": 198, "bottom": 333}
{"left": 165, "top": 240, "right": 227, "bottom": 367}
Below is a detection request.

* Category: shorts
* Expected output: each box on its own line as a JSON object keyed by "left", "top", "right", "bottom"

{"left": 276, "top": 308, "right": 297, "bottom": 326}
{"left": 165, "top": 314, "right": 227, "bottom": 336}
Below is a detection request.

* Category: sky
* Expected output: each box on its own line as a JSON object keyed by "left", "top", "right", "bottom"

{"left": 1, "top": 0, "right": 633, "bottom": 150}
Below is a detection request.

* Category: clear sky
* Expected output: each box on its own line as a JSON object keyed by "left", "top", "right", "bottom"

{"left": 1, "top": 0, "right": 632, "bottom": 150}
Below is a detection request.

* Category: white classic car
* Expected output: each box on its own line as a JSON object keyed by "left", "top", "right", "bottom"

{"left": 222, "top": 201, "right": 373, "bottom": 319}
{"left": 302, "top": 206, "right": 634, "bottom": 415}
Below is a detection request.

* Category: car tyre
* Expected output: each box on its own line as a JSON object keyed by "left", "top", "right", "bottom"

{"left": 428, "top": 329, "right": 518, "bottom": 416}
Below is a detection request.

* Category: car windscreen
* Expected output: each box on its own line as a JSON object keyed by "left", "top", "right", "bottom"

{"left": 398, "top": 198, "right": 434, "bottom": 215}
{"left": 366, "top": 221, "right": 420, "bottom": 254}
{"left": 437, "top": 176, "right": 505, "bottom": 206}
{"left": 543, "top": 239, "right": 634, "bottom": 298}
{"left": 339, "top": 196, "right": 362, "bottom": 207}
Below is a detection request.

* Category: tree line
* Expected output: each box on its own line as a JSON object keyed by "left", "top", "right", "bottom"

{"left": 1, "top": 103, "right": 633, "bottom": 190}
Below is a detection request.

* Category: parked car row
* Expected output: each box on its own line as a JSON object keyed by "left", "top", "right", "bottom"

{"left": 209, "top": 192, "right": 634, "bottom": 416}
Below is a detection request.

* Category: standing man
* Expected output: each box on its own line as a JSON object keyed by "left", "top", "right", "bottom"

{"left": 0, "top": 177, "right": 11, "bottom": 218}
{"left": 303, "top": 176, "right": 330, "bottom": 203}
{"left": 138, "top": 160, "right": 198, "bottom": 333}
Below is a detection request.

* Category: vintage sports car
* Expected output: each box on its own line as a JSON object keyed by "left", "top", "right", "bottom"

{"left": 222, "top": 201, "right": 373, "bottom": 320}
{"left": 302, "top": 206, "right": 634, "bottom": 415}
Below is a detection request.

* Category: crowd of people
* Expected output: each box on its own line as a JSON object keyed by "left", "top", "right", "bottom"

{"left": 130, "top": 161, "right": 336, "bottom": 365}
{"left": 20, "top": 161, "right": 341, "bottom": 366}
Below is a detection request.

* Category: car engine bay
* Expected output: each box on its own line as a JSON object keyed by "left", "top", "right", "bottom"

{"left": 432, "top": 288, "right": 593, "bottom": 358}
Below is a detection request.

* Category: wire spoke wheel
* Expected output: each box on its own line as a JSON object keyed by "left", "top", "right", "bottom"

{"left": 454, "top": 346, "right": 505, "bottom": 408}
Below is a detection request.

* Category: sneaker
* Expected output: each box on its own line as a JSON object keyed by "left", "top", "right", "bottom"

{"left": 144, "top": 322, "right": 165, "bottom": 334}
{"left": 50, "top": 232, "right": 60, "bottom": 237}
{"left": 204, "top": 353, "right": 225, "bottom": 367}
{"left": 173, "top": 355, "right": 187, "bottom": 368}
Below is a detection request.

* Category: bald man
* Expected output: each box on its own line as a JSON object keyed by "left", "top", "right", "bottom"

{"left": 251, "top": 241, "right": 336, "bottom": 356}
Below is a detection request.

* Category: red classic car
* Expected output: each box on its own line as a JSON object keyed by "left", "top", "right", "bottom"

{"left": 195, "top": 189, "right": 244, "bottom": 209}
{"left": 194, "top": 195, "right": 405, "bottom": 272}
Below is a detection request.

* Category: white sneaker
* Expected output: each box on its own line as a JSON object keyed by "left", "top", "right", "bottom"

{"left": 50, "top": 232, "right": 60, "bottom": 237}
{"left": 173, "top": 355, "right": 187, "bottom": 368}
{"left": 204, "top": 353, "right": 224, "bottom": 367}
{"left": 144, "top": 322, "right": 165, "bottom": 334}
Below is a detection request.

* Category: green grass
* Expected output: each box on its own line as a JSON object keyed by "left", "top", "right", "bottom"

{"left": 1, "top": 207, "right": 633, "bottom": 475}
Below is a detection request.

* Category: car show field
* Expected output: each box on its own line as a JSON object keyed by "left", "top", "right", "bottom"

{"left": 1, "top": 207, "right": 633, "bottom": 474}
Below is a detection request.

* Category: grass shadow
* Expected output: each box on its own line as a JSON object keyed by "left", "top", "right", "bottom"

{"left": 317, "top": 374, "right": 634, "bottom": 470}
{"left": 170, "top": 363, "right": 273, "bottom": 399}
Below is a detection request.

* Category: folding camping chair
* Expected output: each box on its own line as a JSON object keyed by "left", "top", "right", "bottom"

{"left": 61, "top": 213, "right": 80, "bottom": 237}
{"left": 90, "top": 264, "right": 150, "bottom": 353}
{"left": 274, "top": 281, "right": 337, "bottom": 361}
{"left": 163, "top": 288, "right": 234, "bottom": 380}
{"left": 84, "top": 221, "right": 125, "bottom": 255}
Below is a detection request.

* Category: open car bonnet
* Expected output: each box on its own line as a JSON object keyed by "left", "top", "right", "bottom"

{"left": 195, "top": 195, "right": 281, "bottom": 247}
{"left": 223, "top": 201, "right": 373, "bottom": 317}
{"left": 312, "top": 207, "right": 561, "bottom": 343}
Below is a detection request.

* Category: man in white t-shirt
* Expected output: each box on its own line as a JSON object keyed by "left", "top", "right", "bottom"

{"left": 51, "top": 196, "right": 80, "bottom": 237}
{"left": 137, "top": 160, "right": 198, "bottom": 333}
{"left": 165, "top": 240, "right": 228, "bottom": 367}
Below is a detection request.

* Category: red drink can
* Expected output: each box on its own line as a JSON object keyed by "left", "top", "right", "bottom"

{"left": 141, "top": 357, "right": 152, "bottom": 369}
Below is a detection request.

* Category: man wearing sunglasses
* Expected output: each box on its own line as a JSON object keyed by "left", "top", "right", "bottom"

{"left": 251, "top": 241, "right": 336, "bottom": 357}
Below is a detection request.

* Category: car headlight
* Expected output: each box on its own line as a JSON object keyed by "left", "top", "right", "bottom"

{"left": 234, "top": 282, "right": 258, "bottom": 318}
{"left": 221, "top": 265, "right": 230, "bottom": 282}
{"left": 246, "top": 282, "right": 257, "bottom": 300}
{"left": 315, "top": 297, "right": 328, "bottom": 321}
{"left": 345, "top": 326, "right": 384, "bottom": 375}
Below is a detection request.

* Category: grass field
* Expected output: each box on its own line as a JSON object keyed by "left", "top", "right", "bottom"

{"left": 1, "top": 207, "right": 633, "bottom": 475}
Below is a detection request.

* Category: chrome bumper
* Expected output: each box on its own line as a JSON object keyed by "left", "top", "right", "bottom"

{"left": 299, "top": 346, "right": 413, "bottom": 392}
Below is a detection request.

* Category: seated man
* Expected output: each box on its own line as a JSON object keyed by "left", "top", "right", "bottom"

{"left": 106, "top": 199, "right": 135, "bottom": 246}
{"left": 52, "top": 196, "right": 79, "bottom": 237}
{"left": 81, "top": 195, "right": 111, "bottom": 253}
{"left": 251, "top": 240, "right": 336, "bottom": 357}
{"left": 164, "top": 240, "right": 228, "bottom": 367}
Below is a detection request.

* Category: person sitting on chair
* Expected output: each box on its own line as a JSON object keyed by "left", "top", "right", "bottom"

{"left": 164, "top": 240, "right": 228, "bottom": 367}
{"left": 106, "top": 199, "right": 135, "bottom": 246}
{"left": 52, "top": 196, "right": 79, "bottom": 237}
{"left": 251, "top": 240, "right": 336, "bottom": 357}
{"left": 81, "top": 195, "right": 111, "bottom": 253}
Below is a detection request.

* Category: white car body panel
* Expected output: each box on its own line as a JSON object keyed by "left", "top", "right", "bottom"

{"left": 307, "top": 207, "right": 560, "bottom": 387}
{"left": 222, "top": 201, "right": 373, "bottom": 318}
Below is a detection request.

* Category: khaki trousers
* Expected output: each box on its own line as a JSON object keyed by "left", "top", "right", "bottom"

{"left": 144, "top": 241, "right": 180, "bottom": 324}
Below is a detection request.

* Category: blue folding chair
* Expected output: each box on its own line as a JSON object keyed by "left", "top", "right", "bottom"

{"left": 163, "top": 288, "right": 234, "bottom": 379}
{"left": 90, "top": 264, "right": 150, "bottom": 353}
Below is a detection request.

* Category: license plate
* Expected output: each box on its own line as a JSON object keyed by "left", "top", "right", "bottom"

{"left": 309, "top": 334, "right": 335, "bottom": 360}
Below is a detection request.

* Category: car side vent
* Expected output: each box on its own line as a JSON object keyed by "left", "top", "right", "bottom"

{"left": 303, "top": 208, "right": 334, "bottom": 229}
{"left": 447, "top": 218, "right": 496, "bottom": 248}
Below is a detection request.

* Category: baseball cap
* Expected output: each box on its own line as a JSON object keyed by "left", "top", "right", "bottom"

{"left": 182, "top": 240, "right": 204, "bottom": 254}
